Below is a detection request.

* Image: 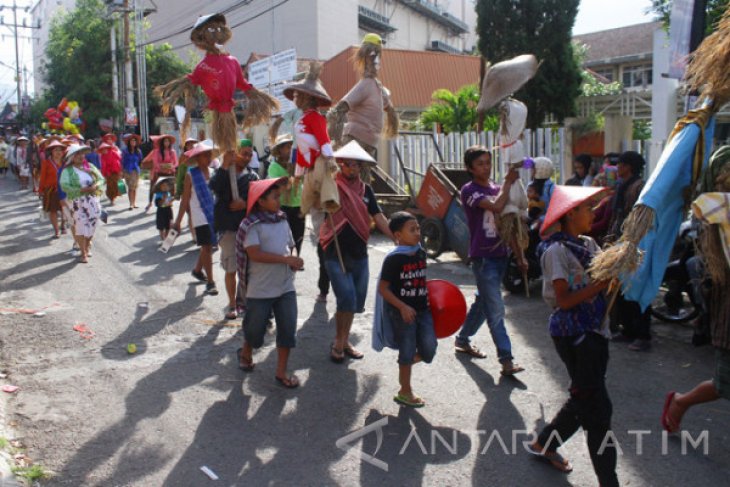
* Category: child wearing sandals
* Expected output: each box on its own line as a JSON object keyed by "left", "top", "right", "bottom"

{"left": 374, "top": 212, "right": 437, "bottom": 408}
{"left": 529, "top": 185, "right": 618, "bottom": 487}
{"left": 236, "top": 177, "right": 304, "bottom": 388}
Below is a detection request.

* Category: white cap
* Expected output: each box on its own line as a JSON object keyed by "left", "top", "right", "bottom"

{"left": 333, "top": 140, "right": 376, "bottom": 166}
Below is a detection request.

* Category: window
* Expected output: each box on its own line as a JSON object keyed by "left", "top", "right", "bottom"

{"left": 592, "top": 67, "right": 614, "bottom": 82}
{"left": 622, "top": 64, "right": 652, "bottom": 88}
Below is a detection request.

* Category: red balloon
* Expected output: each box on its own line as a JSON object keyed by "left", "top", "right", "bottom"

{"left": 427, "top": 279, "right": 467, "bottom": 339}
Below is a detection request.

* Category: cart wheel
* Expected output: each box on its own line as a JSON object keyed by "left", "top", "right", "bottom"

{"left": 421, "top": 217, "right": 446, "bottom": 259}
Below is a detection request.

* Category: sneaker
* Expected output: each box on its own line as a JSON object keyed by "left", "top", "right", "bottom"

{"left": 316, "top": 294, "right": 327, "bottom": 303}
{"left": 205, "top": 282, "right": 219, "bottom": 296}
{"left": 628, "top": 339, "right": 651, "bottom": 352}
{"left": 191, "top": 269, "right": 206, "bottom": 282}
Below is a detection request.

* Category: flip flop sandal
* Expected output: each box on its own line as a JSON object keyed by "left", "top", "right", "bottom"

{"left": 527, "top": 443, "right": 573, "bottom": 473}
{"left": 237, "top": 348, "right": 254, "bottom": 371}
{"left": 501, "top": 365, "right": 525, "bottom": 376}
{"left": 455, "top": 344, "right": 487, "bottom": 358}
{"left": 661, "top": 391, "right": 678, "bottom": 433}
{"left": 344, "top": 346, "right": 364, "bottom": 359}
{"left": 393, "top": 393, "right": 425, "bottom": 408}
{"left": 224, "top": 309, "right": 237, "bottom": 320}
{"left": 275, "top": 375, "right": 300, "bottom": 389}
{"left": 330, "top": 343, "right": 345, "bottom": 363}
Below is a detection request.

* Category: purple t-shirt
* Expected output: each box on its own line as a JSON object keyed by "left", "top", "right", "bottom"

{"left": 460, "top": 180, "right": 508, "bottom": 258}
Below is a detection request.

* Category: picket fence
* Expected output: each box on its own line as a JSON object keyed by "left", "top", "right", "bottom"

{"left": 388, "top": 127, "right": 567, "bottom": 194}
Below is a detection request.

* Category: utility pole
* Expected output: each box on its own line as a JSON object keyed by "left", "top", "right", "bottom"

{"left": 12, "top": 0, "right": 20, "bottom": 111}
{"left": 123, "top": 0, "right": 134, "bottom": 111}
{"left": 0, "top": 1, "right": 40, "bottom": 120}
{"left": 133, "top": 0, "right": 148, "bottom": 139}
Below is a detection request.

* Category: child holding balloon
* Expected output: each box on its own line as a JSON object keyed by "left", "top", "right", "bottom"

{"left": 375, "top": 212, "right": 437, "bottom": 408}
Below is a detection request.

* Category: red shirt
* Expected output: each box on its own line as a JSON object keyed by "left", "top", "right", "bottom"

{"left": 295, "top": 110, "right": 333, "bottom": 169}
{"left": 187, "top": 53, "right": 252, "bottom": 112}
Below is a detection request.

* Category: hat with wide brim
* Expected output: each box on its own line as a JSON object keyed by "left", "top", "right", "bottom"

{"left": 191, "top": 13, "right": 226, "bottom": 33}
{"left": 65, "top": 144, "right": 92, "bottom": 161}
{"left": 39, "top": 135, "right": 62, "bottom": 150}
{"left": 333, "top": 140, "right": 377, "bottom": 166}
{"left": 477, "top": 54, "right": 539, "bottom": 113}
{"left": 283, "top": 62, "right": 332, "bottom": 107}
{"left": 184, "top": 137, "right": 199, "bottom": 146}
{"left": 271, "top": 134, "right": 293, "bottom": 152}
{"left": 123, "top": 133, "right": 142, "bottom": 145}
{"left": 184, "top": 143, "right": 220, "bottom": 165}
{"left": 153, "top": 177, "right": 176, "bottom": 193}
{"left": 16, "top": 136, "right": 29, "bottom": 143}
{"left": 151, "top": 134, "right": 176, "bottom": 146}
{"left": 540, "top": 185, "right": 610, "bottom": 238}
{"left": 101, "top": 133, "right": 117, "bottom": 143}
{"left": 44, "top": 140, "right": 66, "bottom": 153}
{"left": 246, "top": 177, "right": 288, "bottom": 216}
{"left": 97, "top": 142, "right": 114, "bottom": 152}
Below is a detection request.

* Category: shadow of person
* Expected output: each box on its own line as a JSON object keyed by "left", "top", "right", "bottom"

{"left": 162, "top": 303, "right": 378, "bottom": 485}
{"left": 100, "top": 283, "right": 205, "bottom": 360}
{"left": 458, "top": 356, "right": 573, "bottom": 487}
{"left": 55, "top": 325, "right": 238, "bottom": 486}
{"left": 357, "top": 407, "right": 471, "bottom": 487}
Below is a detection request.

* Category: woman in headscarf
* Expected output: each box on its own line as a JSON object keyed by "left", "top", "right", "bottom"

{"left": 146, "top": 134, "right": 178, "bottom": 212}
{"left": 39, "top": 140, "right": 67, "bottom": 238}
{"left": 99, "top": 138, "right": 122, "bottom": 205}
{"left": 60, "top": 145, "right": 106, "bottom": 263}
{"left": 121, "top": 134, "right": 143, "bottom": 210}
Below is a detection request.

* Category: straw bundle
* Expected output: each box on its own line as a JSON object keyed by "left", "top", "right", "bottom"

{"left": 211, "top": 111, "right": 238, "bottom": 154}
{"left": 384, "top": 105, "right": 399, "bottom": 139}
{"left": 685, "top": 6, "right": 730, "bottom": 109}
{"left": 154, "top": 77, "right": 197, "bottom": 142}
{"left": 327, "top": 103, "right": 348, "bottom": 146}
{"left": 242, "top": 88, "right": 280, "bottom": 129}
{"left": 268, "top": 116, "right": 284, "bottom": 146}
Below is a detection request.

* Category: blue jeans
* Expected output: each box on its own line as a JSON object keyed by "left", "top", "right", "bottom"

{"left": 387, "top": 304, "right": 438, "bottom": 365}
{"left": 325, "top": 256, "right": 369, "bottom": 313}
{"left": 456, "top": 257, "right": 513, "bottom": 363}
{"left": 243, "top": 291, "right": 297, "bottom": 349}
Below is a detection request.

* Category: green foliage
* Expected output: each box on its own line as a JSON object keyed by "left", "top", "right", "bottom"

{"left": 633, "top": 119, "right": 652, "bottom": 140}
{"left": 419, "top": 85, "right": 499, "bottom": 133}
{"left": 574, "top": 43, "right": 623, "bottom": 96}
{"left": 571, "top": 112, "right": 605, "bottom": 136}
{"left": 12, "top": 464, "right": 52, "bottom": 482}
{"left": 650, "top": 0, "right": 729, "bottom": 34}
{"left": 475, "top": 0, "right": 583, "bottom": 129}
{"left": 41, "top": 0, "right": 116, "bottom": 136}
{"left": 145, "top": 43, "right": 191, "bottom": 124}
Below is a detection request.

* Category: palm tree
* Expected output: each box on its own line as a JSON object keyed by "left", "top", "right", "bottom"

{"left": 419, "top": 85, "right": 498, "bottom": 133}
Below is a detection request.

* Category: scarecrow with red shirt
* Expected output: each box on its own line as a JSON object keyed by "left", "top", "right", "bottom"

{"left": 283, "top": 62, "right": 340, "bottom": 215}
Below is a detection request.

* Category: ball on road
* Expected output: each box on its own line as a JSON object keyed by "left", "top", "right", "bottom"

{"left": 127, "top": 343, "right": 137, "bottom": 354}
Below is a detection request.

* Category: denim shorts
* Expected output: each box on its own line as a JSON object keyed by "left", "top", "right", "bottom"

{"left": 386, "top": 304, "right": 438, "bottom": 365}
{"left": 324, "top": 256, "right": 369, "bottom": 313}
{"left": 243, "top": 291, "right": 297, "bottom": 349}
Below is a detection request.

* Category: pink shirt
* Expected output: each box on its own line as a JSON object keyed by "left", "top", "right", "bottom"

{"left": 188, "top": 53, "right": 252, "bottom": 112}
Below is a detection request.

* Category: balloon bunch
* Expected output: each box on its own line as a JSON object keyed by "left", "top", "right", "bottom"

{"left": 41, "top": 98, "right": 85, "bottom": 135}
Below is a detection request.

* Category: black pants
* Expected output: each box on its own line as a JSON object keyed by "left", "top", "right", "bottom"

{"left": 282, "top": 206, "right": 305, "bottom": 256}
{"left": 537, "top": 333, "right": 619, "bottom": 487}
{"left": 316, "top": 242, "right": 329, "bottom": 296}
{"left": 611, "top": 294, "right": 651, "bottom": 340}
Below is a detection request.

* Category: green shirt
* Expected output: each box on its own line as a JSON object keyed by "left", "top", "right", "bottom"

{"left": 267, "top": 160, "right": 301, "bottom": 207}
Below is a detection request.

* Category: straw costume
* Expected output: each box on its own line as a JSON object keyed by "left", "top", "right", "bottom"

{"left": 154, "top": 13, "right": 278, "bottom": 154}
{"left": 589, "top": 7, "right": 730, "bottom": 310}
{"left": 283, "top": 62, "right": 340, "bottom": 215}
{"left": 327, "top": 33, "right": 398, "bottom": 157}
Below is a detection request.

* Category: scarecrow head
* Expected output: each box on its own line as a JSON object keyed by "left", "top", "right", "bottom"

{"left": 356, "top": 33, "right": 383, "bottom": 78}
{"left": 190, "top": 13, "right": 232, "bottom": 55}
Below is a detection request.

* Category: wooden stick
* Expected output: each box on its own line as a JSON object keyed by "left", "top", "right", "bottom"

{"left": 600, "top": 283, "right": 621, "bottom": 338}
{"left": 328, "top": 212, "right": 346, "bottom": 273}
{"left": 517, "top": 222, "right": 529, "bottom": 297}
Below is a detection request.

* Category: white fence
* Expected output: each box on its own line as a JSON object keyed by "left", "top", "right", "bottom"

{"left": 388, "top": 127, "right": 567, "bottom": 193}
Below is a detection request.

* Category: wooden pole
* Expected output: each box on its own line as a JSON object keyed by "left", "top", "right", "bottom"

{"left": 328, "top": 212, "right": 346, "bottom": 273}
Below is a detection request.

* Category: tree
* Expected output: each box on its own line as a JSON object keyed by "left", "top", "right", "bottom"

{"left": 144, "top": 43, "right": 192, "bottom": 126}
{"left": 475, "top": 0, "right": 583, "bottom": 129}
{"left": 419, "top": 85, "right": 499, "bottom": 133}
{"left": 650, "top": 0, "right": 729, "bottom": 34}
{"left": 41, "top": 0, "right": 115, "bottom": 136}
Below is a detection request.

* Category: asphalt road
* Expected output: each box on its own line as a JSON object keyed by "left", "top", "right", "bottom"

{"left": 0, "top": 177, "right": 729, "bottom": 487}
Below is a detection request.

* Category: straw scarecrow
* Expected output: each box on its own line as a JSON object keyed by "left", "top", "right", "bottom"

{"left": 327, "top": 33, "right": 399, "bottom": 156}
{"left": 283, "top": 61, "right": 340, "bottom": 215}
{"left": 589, "top": 6, "right": 730, "bottom": 311}
{"left": 154, "top": 13, "right": 278, "bottom": 154}
{"left": 476, "top": 54, "right": 539, "bottom": 293}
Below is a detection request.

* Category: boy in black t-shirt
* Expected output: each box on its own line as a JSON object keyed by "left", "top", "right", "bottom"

{"left": 378, "top": 212, "right": 437, "bottom": 408}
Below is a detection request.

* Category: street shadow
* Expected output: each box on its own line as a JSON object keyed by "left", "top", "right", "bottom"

{"left": 100, "top": 283, "right": 206, "bottom": 360}
{"left": 358, "top": 407, "right": 471, "bottom": 487}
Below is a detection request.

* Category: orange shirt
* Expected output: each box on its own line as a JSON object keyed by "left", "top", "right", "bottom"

{"left": 39, "top": 158, "right": 62, "bottom": 191}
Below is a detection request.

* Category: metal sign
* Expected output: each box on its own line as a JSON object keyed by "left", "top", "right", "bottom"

{"left": 248, "top": 48, "right": 297, "bottom": 88}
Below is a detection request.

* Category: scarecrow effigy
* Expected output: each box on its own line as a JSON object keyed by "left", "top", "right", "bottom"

{"left": 154, "top": 13, "right": 278, "bottom": 154}
{"left": 282, "top": 62, "right": 340, "bottom": 215}
{"left": 476, "top": 54, "right": 539, "bottom": 292}
{"left": 327, "top": 33, "right": 399, "bottom": 156}
{"left": 589, "top": 7, "right": 730, "bottom": 312}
